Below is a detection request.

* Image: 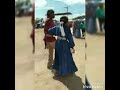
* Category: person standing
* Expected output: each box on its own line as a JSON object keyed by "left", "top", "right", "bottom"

{"left": 48, "top": 16, "right": 78, "bottom": 76}
{"left": 30, "top": 3, "right": 35, "bottom": 54}
{"left": 80, "top": 21, "right": 85, "bottom": 37}
{"left": 86, "top": 1, "right": 97, "bottom": 33}
{"left": 44, "top": 9, "right": 56, "bottom": 69}
{"left": 96, "top": 3, "right": 105, "bottom": 32}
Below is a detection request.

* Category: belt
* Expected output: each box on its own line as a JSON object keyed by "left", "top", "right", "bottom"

{"left": 46, "top": 34, "right": 53, "bottom": 37}
{"left": 57, "top": 37, "right": 67, "bottom": 40}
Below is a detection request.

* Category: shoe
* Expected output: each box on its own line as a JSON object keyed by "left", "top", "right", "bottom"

{"left": 47, "top": 65, "right": 53, "bottom": 70}
{"left": 52, "top": 69, "right": 59, "bottom": 76}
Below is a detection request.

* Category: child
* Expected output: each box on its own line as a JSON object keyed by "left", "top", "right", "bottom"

{"left": 48, "top": 16, "right": 78, "bottom": 76}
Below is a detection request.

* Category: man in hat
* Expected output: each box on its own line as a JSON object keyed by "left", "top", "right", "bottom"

{"left": 43, "top": 9, "right": 56, "bottom": 69}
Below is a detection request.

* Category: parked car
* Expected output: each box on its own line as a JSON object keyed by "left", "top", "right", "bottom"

{"left": 35, "top": 18, "right": 45, "bottom": 29}
{"left": 15, "top": 0, "right": 33, "bottom": 17}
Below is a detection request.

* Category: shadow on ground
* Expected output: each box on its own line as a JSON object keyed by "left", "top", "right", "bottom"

{"left": 53, "top": 74, "right": 85, "bottom": 90}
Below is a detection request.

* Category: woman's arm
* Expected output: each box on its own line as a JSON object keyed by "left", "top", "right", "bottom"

{"left": 66, "top": 27, "right": 75, "bottom": 48}
{"left": 48, "top": 26, "right": 59, "bottom": 36}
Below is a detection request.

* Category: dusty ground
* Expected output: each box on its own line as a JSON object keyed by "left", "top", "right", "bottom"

{"left": 15, "top": 17, "right": 34, "bottom": 90}
{"left": 15, "top": 17, "right": 104, "bottom": 90}
{"left": 86, "top": 32, "right": 105, "bottom": 90}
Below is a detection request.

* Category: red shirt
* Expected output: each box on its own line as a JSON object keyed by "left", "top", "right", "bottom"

{"left": 44, "top": 17, "right": 56, "bottom": 42}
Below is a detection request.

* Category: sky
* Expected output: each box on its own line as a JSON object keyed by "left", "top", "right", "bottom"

{"left": 35, "top": 0, "right": 85, "bottom": 20}
{"left": 15, "top": 0, "right": 105, "bottom": 20}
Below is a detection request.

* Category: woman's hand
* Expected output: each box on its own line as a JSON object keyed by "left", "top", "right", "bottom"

{"left": 70, "top": 48, "right": 75, "bottom": 53}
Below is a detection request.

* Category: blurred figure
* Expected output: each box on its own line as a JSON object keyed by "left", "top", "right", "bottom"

{"left": 30, "top": 3, "right": 35, "bottom": 54}
{"left": 73, "top": 20, "right": 81, "bottom": 38}
{"left": 72, "top": 21, "right": 76, "bottom": 36}
{"left": 96, "top": 3, "right": 105, "bottom": 32}
{"left": 80, "top": 21, "right": 85, "bottom": 37}
{"left": 44, "top": 9, "right": 56, "bottom": 69}
{"left": 86, "top": 1, "right": 97, "bottom": 33}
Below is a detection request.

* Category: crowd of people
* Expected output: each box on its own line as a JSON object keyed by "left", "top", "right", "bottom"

{"left": 86, "top": 2, "right": 105, "bottom": 33}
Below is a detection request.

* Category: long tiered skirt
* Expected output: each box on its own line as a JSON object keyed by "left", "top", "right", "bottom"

{"left": 53, "top": 40, "right": 78, "bottom": 76}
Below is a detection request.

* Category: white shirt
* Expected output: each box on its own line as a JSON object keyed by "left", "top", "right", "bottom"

{"left": 60, "top": 25, "right": 65, "bottom": 36}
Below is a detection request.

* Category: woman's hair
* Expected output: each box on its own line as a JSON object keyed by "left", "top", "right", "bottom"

{"left": 47, "top": 9, "right": 54, "bottom": 16}
{"left": 60, "top": 16, "right": 68, "bottom": 24}
{"left": 60, "top": 16, "right": 69, "bottom": 29}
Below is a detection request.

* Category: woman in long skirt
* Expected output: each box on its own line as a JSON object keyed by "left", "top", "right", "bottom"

{"left": 48, "top": 16, "right": 78, "bottom": 76}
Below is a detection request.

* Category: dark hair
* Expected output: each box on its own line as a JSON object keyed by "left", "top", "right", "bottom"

{"left": 60, "top": 16, "right": 69, "bottom": 29}
{"left": 60, "top": 16, "right": 68, "bottom": 24}
{"left": 47, "top": 9, "right": 54, "bottom": 16}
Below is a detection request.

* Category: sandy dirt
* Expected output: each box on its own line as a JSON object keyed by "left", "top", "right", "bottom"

{"left": 86, "top": 32, "right": 105, "bottom": 90}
